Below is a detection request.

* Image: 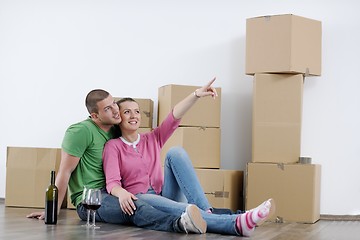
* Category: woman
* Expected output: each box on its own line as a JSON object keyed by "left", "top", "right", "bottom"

{"left": 103, "top": 78, "right": 274, "bottom": 236}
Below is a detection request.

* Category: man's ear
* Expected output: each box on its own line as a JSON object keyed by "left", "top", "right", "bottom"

{"left": 90, "top": 112, "right": 98, "bottom": 120}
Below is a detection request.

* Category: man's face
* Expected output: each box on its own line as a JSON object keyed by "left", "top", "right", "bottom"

{"left": 93, "top": 95, "right": 121, "bottom": 127}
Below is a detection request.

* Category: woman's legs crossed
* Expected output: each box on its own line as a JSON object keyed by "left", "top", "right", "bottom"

{"left": 137, "top": 193, "right": 207, "bottom": 233}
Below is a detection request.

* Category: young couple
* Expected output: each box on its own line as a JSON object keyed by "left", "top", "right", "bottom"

{"left": 27, "top": 78, "right": 274, "bottom": 236}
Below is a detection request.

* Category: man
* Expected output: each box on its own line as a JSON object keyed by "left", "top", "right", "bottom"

{"left": 27, "top": 89, "right": 206, "bottom": 234}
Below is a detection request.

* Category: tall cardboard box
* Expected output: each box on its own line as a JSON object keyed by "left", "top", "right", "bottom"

{"left": 158, "top": 84, "right": 221, "bottom": 128}
{"left": 114, "top": 97, "right": 154, "bottom": 128}
{"left": 161, "top": 127, "right": 221, "bottom": 169}
{"left": 246, "top": 162, "right": 321, "bottom": 223}
{"left": 252, "top": 73, "right": 303, "bottom": 163}
{"left": 246, "top": 14, "right": 322, "bottom": 76}
{"left": 195, "top": 169, "right": 243, "bottom": 212}
{"left": 6, "top": 147, "right": 64, "bottom": 208}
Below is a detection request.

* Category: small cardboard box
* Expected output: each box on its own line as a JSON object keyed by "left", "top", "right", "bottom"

{"left": 67, "top": 188, "right": 76, "bottom": 209}
{"left": 5, "top": 147, "right": 65, "bottom": 208}
{"left": 158, "top": 84, "right": 221, "bottom": 128}
{"left": 246, "top": 14, "right": 322, "bottom": 76}
{"left": 195, "top": 169, "right": 244, "bottom": 212}
{"left": 138, "top": 128, "right": 152, "bottom": 134}
{"left": 114, "top": 97, "right": 154, "bottom": 128}
{"left": 252, "top": 73, "right": 303, "bottom": 163}
{"left": 246, "top": 162, "right": 321, "bottom": 223}
{"left": 161, "top": 127, "right": 221, "bottom": 169}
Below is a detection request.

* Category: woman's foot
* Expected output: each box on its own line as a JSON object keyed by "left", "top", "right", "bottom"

{"left": 235, "top": 198, "right": 275, "bottom": 237}
{"left": 179, "top": 204, "right": 207, "bottom": 234}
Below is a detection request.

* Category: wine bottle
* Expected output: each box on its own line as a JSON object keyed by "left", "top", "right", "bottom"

{"left": 44, "top": 170, "right": 58, "bottom": 225}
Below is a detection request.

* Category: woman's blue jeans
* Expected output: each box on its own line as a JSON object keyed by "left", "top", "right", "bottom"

{"left": 163, "top": 146, "right": 244, "bottom": 214}
{"left": 76, "top": 189, "right": 183, "bottom": 233}
{"left": 76, "top": 146, "right": 240, "bottom": 235}
{"left": 138, "top": 146, "right": 239, "bottom": 235}
{"left": 162, "top": 146, "right": 212, "bottom": 210}
{"left": 137, "top": 191, "right": 239, "bottom": 235}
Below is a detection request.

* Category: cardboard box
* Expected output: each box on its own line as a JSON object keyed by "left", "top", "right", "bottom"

{"left": 195, "top": 169, "right": 243, "bottom": 212}
{"left": 252, "top": 73, "right": 303, "bottom": 163}
{"left": 246, "top": 162, "right": 321, "bottom": 223}
{"left": 246, "top": 14, "right": 322, "bottom": 76}
{"left": 67, "top": 189, "right": 76, "bottom": 209}
{"left": 138, "top": 128, "right": 152, "bottom": 134}
{"left": 6, "top": 147, "right": 65, "bottom": 208}
{"left": 158, "top": 84, "right": 221, "bottom": 128}
{"left": 161, "top": 127, "right": 221, "bottom": 169}
{"left": 114, "top": 97, "right": 154, "bottom": 128}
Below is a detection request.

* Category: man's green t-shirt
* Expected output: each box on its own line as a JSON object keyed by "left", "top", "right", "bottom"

{"left": 62, "top": 118, "right": 114, "bottom": 207}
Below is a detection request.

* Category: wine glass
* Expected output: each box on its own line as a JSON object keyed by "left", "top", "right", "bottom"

{"left": 80, "top": 186, "right": 91, "bottom": 228}
{"left": 87, "top": 188, "right": 102, "bottom": 229}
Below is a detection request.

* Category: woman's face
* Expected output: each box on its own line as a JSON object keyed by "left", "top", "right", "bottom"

{"left": 118, "top": 101, "right": 141, "bottom": 131}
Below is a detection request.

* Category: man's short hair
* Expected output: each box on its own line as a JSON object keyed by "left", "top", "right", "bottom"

{"left": 85, "top": 89, "right": 110, "bottom": 114}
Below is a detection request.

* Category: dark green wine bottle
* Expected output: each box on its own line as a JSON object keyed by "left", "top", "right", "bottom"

{"left": 44, "top": 170, "right": 58, "bottom": 225}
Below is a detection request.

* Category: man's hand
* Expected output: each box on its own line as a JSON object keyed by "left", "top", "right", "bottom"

{"left": 26, "top": 211, "right": 45, "bottom": 220}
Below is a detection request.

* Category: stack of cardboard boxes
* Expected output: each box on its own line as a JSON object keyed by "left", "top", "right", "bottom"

{"left": 158, "top": 85, "right": 243, "bottom": 211}
{"left": 245, "top": 14, "right": 322, "bottom": 223}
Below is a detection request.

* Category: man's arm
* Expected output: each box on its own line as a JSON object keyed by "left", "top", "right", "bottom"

{"left": 26, "top": 150, "right": 80, "bottom": 219}
{"left": 55, "top": 150, "right": 80, "bottom": 214}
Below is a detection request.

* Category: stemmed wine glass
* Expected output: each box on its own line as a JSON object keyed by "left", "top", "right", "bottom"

{"left": 87, "top": 188, "right": 102, "bottom": 229}
{"left": 80, "top": 186, "right": 91, "bottom": 228}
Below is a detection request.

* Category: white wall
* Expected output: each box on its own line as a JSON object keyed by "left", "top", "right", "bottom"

{"left": 1, "top": 0, "right": 359, "bottom": 215}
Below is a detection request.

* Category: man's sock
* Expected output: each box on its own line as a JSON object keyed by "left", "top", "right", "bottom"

{"left": 235, "top": 199, "right": 272, "bottom": 237}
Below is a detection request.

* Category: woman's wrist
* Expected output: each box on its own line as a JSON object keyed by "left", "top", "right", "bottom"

{"left": 193, "top": 89, "right": 201, "bottom": 98}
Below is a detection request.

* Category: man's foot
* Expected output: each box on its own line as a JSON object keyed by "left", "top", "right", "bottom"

{"left": 179, "top": 204, "right": 207, "bottom": 234}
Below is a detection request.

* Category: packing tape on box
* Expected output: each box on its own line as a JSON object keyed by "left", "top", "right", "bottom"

{"left": 275, "top": 216, "right": 284, "bottom": 223}
{"left": 277, "top": 163, "right": 285, "bottom": 170}
{"left": 299, "top": 157, "right": 312, "bottom": 164}
{"left": 205, "top": 191, "right": 229, "bottom": 198}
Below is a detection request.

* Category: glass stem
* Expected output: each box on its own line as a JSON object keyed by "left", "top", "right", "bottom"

{"left": 86, "top": 209, "right": 91, "bottom": 225}
{"left": 92, "top": 210, "right": 96, "bottom": 227}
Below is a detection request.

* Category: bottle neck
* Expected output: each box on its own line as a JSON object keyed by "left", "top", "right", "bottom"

{"left": 50, "top": 171, "right": 55, "bottom": 185}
